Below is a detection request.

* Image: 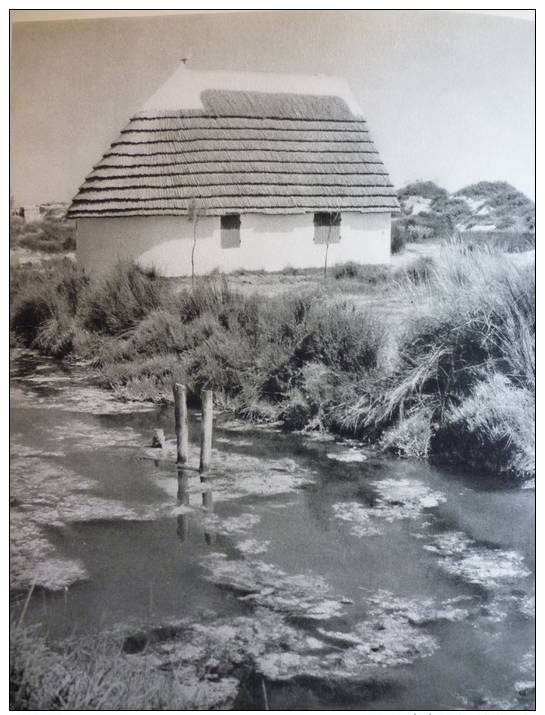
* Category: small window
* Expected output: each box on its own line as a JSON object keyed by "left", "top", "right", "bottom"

{"left": 221, "top": 214, "right": 241, "bottom": 248}
{"left": 313, "top": 212, "right": 341, "bottom": 244}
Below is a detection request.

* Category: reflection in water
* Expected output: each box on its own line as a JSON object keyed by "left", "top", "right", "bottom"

{"left": 201, "top": 475, "right": 216, "bottom": 545}
{"left": 175, "top": 468, "right": 216, "bottom": 545}
{"left": 201, "top": 483, "right": 213, "bottom": 510}
{"left": 177, "top": 469, "right": 190, "bottom": 505}
{"left": 176, "top": 513, "right": 190, "bottom": 542}
{"left": 176, "top": 468, "right": 190, "bottom": 543}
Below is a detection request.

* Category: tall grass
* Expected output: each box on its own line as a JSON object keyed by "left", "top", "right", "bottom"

{"left": 10, "top": 624, "right": 215, "bottom": 710}
{"left": 10, "top": 260, "right": 87, "bottom": 358}
{"left": 79, "top": 261, "right": 164, "bottom": 335}
{"left": 341, "top": 241, "right": 535, "bottom": 476}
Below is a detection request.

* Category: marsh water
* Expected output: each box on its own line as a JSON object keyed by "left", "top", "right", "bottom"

{"left": 10, "top": 350, "right": 535, "bottom": 710}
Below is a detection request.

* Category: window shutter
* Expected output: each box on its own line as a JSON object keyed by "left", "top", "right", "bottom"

{"left": 313, "top": 212, "right": 341, "bottom": 244}
{"left": 221, "top": 214, "right": 241, "bottom": 248}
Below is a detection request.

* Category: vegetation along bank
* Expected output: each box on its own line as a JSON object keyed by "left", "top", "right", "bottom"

{"left": 10, "top": 240, "right": 535, "bottom": 481}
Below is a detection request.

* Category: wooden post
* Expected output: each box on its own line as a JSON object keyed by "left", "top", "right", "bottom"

{"left": 173, "top": 383, "right": 189, "bottom": 464}
{"left": 151, "top": 428, "right": 165, "bottom": 449}
{"left": 199, "top": 389, "right": 213, "bottom": 474}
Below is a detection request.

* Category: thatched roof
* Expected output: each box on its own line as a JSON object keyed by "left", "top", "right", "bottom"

{"left": 68, "top": 76, "right": 399, "bottom": 218}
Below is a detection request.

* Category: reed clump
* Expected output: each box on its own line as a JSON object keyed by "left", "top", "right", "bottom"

{"left": 10, "top": 624, "right": 214, "bottom": 710}
{"left": 342, "top": 241, "right": 535, "bottom": 476}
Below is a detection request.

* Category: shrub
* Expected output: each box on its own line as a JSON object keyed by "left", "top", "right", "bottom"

{"left": 99, "top": 353, "right": 188, "bottom": 402}
{"left": 435, "top": 372, "right": 535, "bottom": 477}
{"left": 399, "top": 181, "right": 448, "bottom": 201}
{"left": 332, "top": 263, "right": 391, "bottom": 285}
{"left": 279, "top": 265, "right": 299, "bottom": 276}
{"left": 379, "top": 401, "right": 435, "bottom": 458}
{"left": 333, "top": 262, "right": 362, "bottom": 279}
{"left": 185, "top": 328, "right": 254, "bottom": 394}
{"left": 10, "top": 260, "right": 87, "bottom": 354}
{"left": 341, "top": 243, "right": 535, "bottom": 478}
{"left": 128, "top": 309, "right": 186, "bottom": 356}
{"left": 79, "top": 260, "right": 164, "bottom": 335}
{"left": 172, "top": 276, "right": 240, "bottom": 324}
{"left": 32, "top": 315, "right": 77, "bottom": 358}
{"left": 388, "top": 246, "right": 533, "bottom": 419}
{"left": 255, "top": 290, "right": 319, "bottom": 353}
{"left": 10, "top": 214, "right": 76, "bottom": 254}
{"left": 279, "top": 390, "right": 312, "bottom": 430}
{"left": 293, "top": 301, "right": 383, "bottom": 374}
{"left": 390, "top": 222, "right": 407, "bottom": 254}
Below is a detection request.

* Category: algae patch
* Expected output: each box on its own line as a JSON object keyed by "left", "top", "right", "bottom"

{"left": 327, "top": 449, "right": 367, "bottom": 463}
{"left": 150, "top": 440, "right": 315, "bottom": 501}
{"left": 332, "top": 478, "right": 446, "bottom": 536}
{"left": 10, "top": 512, "right": 89, "bottom": 591}
{"left": 332, "top": 502, "right": 382, "bottom": 537}
{"left": 202, "top": 513, "right": 261, "bottom": 536}
{"left": 423, "top": 532, "right": 530, "bottom": 589}
{"left": 202, "top": 554, "right": 345, "bottom": 620}
{"left": 236, "top": 539, "right": 270, "bottom": 555}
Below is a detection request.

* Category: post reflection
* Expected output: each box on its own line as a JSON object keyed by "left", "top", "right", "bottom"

{"left": 176, "top": 468, "right": 190, "bottom": 543}
{"left": 175, "top": 468, "right": 216, "bottom": 545}
{"left": 201, "top": 475, "right": 216, "bottom": 545}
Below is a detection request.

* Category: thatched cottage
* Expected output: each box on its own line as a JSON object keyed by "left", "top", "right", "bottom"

{"left": 68, "top": 67, "right": 399, "bottom": 275}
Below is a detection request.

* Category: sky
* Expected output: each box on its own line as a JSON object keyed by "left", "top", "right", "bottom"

{"left": 10, "top": 10, "right": 535, "bottom": 206}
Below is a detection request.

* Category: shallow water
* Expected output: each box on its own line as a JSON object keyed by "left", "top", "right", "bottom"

{"left": 10, "top": 350, "right": 535, "bottom": 710}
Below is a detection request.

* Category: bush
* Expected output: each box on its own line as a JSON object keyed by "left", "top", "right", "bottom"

{"left": 79, "top": 260, "right": 164, "bottom": 335}
{"left": 391, "top": 222, "right": 407, "bottom": 254}
{"left": 293, "top": 301, "right": 383, "bottom": 374}
{"left": 345, "top": 243, "right": 534, "bottom": 476}
{"left": 10, "top": 261, "right": 87, "bottom": 355}
{"left": 435, "top": 372, "right": 535, "bottom": 477}
{"left": 279, "top": 390, "right": 312, "bottom": 430}
{"left": 32, "top": 315, "right": 77, "bottom": 358}
{"left": 333, "top": 262, "right": 363, "bottom": 279}
{"left": 379, "top": 401, "right": 435, "bottom": 458}
{"left": 99, "top": 353, "right": 188, "bottom": 402}
{"left": 279, "top": 265, "right": 299, "bottom": 276}
{"left": 128, "top": 309, "right": 186, "bottom": 356}
{"left": 172, "top": 276, "right": 240, "bottom": 324}
{"left": 17, "top": 218, "right": 76, "bottom": 254}
{"left": 332, "top": 263, "right": 391, "bottom": 285}
{"left": 184, "top": 328, "right": 254, "bottom": 394}
{"left": 394, "top": 245, "right": 533, "bottom": 416}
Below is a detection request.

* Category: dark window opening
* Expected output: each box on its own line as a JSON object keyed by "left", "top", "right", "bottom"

{"left": 313, "top": 212, "right": 341, "bottom": 244}
{"left": 221, "top": 214, "right": 241, "bottom": 248}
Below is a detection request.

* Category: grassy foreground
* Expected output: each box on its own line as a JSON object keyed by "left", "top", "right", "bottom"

{"left": 10, "top": 242, "right": 535, "bottom": 479}
{"left": 10, "top": 623, "right": 225, "bottom": 710}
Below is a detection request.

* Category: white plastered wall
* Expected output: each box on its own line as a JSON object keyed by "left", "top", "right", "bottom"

{"left": 75, "top": 212, "right": 391, "bottom": 276}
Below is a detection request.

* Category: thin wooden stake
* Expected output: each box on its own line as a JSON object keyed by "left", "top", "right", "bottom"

{"left": 199, "top": 389, "right": 213, "bottom": 474}
{"left": 17, "top": 580, "right": 36, "bottom": 628}
{"left": 173, "top": 383, "right": 189, "bottom": 464}
{"left": 261, "top": 677, "right": 269, "bottom": 710}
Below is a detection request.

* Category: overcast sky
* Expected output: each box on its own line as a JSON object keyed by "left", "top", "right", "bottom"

{"left": 10, "top": 10, "right": 535, "bottom": 205}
